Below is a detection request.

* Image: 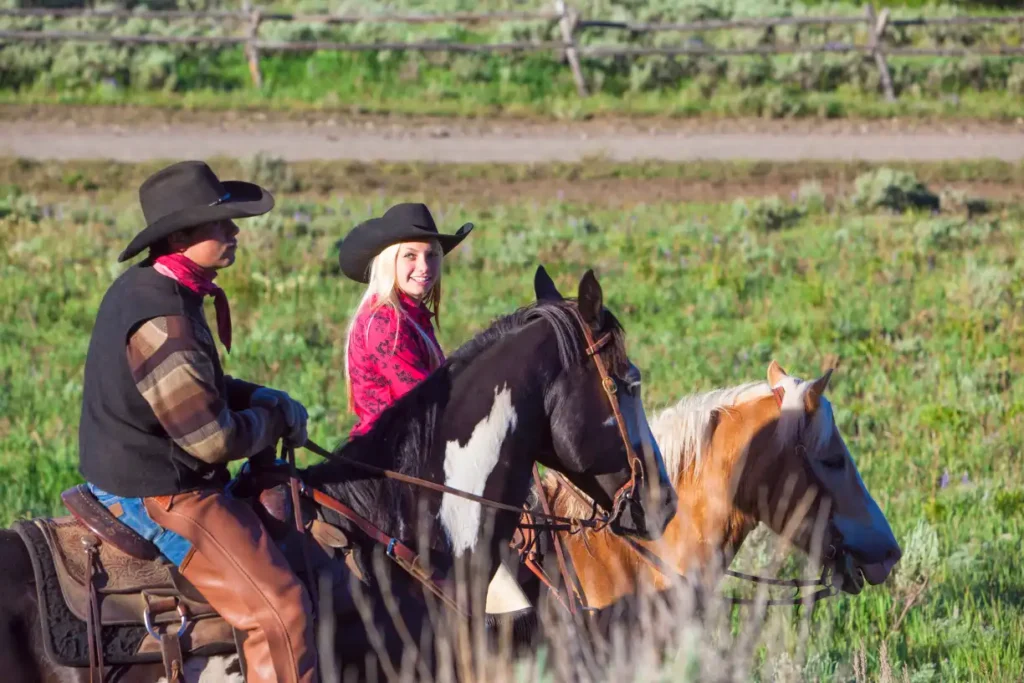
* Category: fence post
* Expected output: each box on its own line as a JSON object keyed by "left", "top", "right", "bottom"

{"left": 865, "top": 3, "right": 896, "bottom": 101}
{"left": 555, "top": 0, "right": 588, "bottom": 97}
{"left": 242, "top": 0, "right": 263, "bottom": 88}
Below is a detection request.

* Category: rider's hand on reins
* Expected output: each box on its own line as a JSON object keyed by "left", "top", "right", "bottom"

{"left": 251, "top": 387, "right": 309, "bottom": 445}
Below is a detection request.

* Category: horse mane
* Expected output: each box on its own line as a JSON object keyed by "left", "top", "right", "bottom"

{"left": 541, "top": 380, "right": 775, "bottom": 520}
{"left": 446, "top": 297, "right": 626, "bottom": 375}
{"left": 650, "top": 381, "right": 773, "bottom": 481}
{"left": 304, "top": 297, "right": 627, "bottom": 541}
{"left": 541, "top": 371, "right": 838, "bottom": 541}
{"left": 652, "top": 371, "right": 843, "bottom": 481}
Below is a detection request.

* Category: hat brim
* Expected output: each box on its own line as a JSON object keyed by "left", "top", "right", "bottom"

{"left": 118, "top": 180, "right": 274, "bottom": 263}
{"left": 338, "top": 221, "right": 474, "bottom": 284}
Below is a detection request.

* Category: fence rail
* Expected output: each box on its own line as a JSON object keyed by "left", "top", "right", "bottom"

{"left": 0, "top": 2, "right": 1021, "bottom": 99}
{"left": 0, "top": 29, "right": 567, "bottom": 52}
{"left": 576, "top": 16, "right": 872, "bottom": 31}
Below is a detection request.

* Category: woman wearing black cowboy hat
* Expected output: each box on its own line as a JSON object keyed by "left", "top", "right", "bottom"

{"left": 337, "top": 202, "right": 473, "bottom": 438}
{"left": 77, "top": 161, "right": 317, "bottom": 683}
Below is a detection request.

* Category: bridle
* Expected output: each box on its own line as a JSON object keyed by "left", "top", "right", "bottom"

{"left": 574, "top": 308, "right": 648, "bottom": 526}
{"left": 518, "top": 381, "right": 842, "bottom": 614}
{"left": 269, "top": 303, "right": 649, "bottom": 617}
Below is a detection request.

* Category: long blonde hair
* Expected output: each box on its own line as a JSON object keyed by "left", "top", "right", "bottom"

{"left": 343, "top": 240, "right": 444, "bottom": 412}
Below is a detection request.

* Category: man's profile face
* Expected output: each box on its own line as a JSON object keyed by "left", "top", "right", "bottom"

{"left": 170, "top": 220, "right": 240, "bottom": 270}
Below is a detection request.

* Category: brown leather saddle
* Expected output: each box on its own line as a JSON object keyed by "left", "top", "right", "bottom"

{"left": 11, "top": 486, "right": 233, "bottom": 681}
{"left": 16, "top": 483, "right": 356, "bottom": 682}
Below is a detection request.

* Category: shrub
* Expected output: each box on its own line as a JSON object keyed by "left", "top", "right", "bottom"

{"left": 913, "top": 217, "right": 994, "bottom": 253}
{"left": 797, "top": 180, "right": 827, "bottom": 214}
{"left": 733, "top": 194, "right": 804, "bottom": 232}
{"left": 852, "top": 168, "right": 940, "bottom": 213}
{"left": 241, "top": 153, "right": 300, "bottom": 193}
{"left": 892, "top": 519, "right": 940, "bottom": 593}
{"left": 0, "top": 186, "right": 42, "bottom": 222}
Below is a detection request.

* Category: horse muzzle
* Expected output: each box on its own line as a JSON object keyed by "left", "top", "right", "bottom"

{"left": 834, "top": 543, "right": 902, "bottom": 595}
{"left": 830, "top": 510, "right": 902, "bottom": 595}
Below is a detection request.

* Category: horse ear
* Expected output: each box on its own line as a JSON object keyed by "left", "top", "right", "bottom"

{"left": 534, "top": 265, "right": 563, "bottom": 302}
{"left": 577, "top": 269, "right": 603, "bottom": 327}
{"left": 804, "top": 368, "right": 833, "bottom": 413}
{"left": 767, "top": 360, "right": 788, "bottom": 388}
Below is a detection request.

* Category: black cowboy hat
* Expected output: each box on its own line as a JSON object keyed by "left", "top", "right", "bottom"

{"left": 117, "top": 160, "right": 275, "bottom": 263}
{"left": 337, "top": 203, "right": 473, "bottom": 283}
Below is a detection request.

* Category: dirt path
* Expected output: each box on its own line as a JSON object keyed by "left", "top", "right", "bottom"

{"left": 2, "top": 105, "right": 1023, "bottom": 163}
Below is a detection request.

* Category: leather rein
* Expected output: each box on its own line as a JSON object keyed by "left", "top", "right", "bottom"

{"left": 535, "top": 473, "right": 838, "bottom": 610}
{"left": 283, "top": 308, "right": 646, "bottom": 617}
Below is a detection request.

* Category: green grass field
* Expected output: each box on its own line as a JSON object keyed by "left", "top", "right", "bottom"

{"left": 1, "top": 163, "right": 1023, "bottom": 680}
{"left": 6, "top": 77, "right": 1023, "bottom": 123}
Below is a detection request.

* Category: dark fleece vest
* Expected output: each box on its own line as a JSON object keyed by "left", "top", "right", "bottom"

{"left": 78, "top": 263, "right": 233, "bottom": 497}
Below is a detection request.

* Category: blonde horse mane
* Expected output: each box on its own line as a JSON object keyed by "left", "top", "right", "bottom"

{"left": 652, "top": 373, "right": 836, "bottom": 483}
{"left": 542, "top": 380, "right": 771, "bottom": 519}
{"left": 542, "top": 374, "right": 836, "bottom": 519}
{"left": 651, "top": 381, "right": 774, "bottom": 482}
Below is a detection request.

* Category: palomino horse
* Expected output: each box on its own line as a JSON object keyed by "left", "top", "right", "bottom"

{"left": 511, "top": 360, "right": 901, "bottom": 616}
{"left": 0, "top": 266, "right": 676, "bottom": 682}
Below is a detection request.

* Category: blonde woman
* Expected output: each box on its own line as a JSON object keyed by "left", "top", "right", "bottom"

{"left": 337, "top": 203, "right": 473, "bottom": 437}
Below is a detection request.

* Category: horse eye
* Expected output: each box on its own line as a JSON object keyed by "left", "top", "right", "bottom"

{"left": 821, "top": 455, "right": 845, "bottom": 471}
{"left": 618, "top": 376, "right": 640, "bottom": 395}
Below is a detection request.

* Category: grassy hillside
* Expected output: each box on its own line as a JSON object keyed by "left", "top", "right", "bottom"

{"left": 1, "top": 161, "right": 1023, "bottom": 680}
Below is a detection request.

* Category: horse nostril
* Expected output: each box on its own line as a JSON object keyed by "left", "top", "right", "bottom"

{"left": 657, "top": 485, "right": 677, "bottom": 523}
{"left": 662, "top": 485, "right": 676, "bottom": 507}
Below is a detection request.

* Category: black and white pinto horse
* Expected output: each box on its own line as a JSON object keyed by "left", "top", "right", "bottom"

{"left": 0, "top": 266, "right": 677, "bottom": 682}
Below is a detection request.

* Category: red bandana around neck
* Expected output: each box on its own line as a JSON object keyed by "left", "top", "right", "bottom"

{"left": 153, "top": 253, "right": 232, "bottom": 353}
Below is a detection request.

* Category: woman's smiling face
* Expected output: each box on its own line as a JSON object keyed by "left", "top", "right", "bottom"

{"left": 395, "top": 241, "right": 441, "bottom": 301}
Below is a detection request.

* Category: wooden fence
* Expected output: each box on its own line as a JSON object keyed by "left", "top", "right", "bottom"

{"left": 1, "top": 2, "right": 1022, "bottom": 100}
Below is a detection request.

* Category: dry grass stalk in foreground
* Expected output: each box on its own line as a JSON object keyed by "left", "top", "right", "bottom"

{"left": 307, "top": 485, "right": 842, "bottom": 683}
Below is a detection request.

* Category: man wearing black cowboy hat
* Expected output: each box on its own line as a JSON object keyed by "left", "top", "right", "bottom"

{"left": 77, "top": 160, "right": 318, "bottom": 683}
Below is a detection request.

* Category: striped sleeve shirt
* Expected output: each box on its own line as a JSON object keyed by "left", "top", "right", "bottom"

{"left": 126, "top": 315, "right": 284, "bottom": 465}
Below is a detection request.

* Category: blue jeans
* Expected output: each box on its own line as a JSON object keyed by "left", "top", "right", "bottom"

{"left": 86, "top": 483, "right": 194, "bottom": 567}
